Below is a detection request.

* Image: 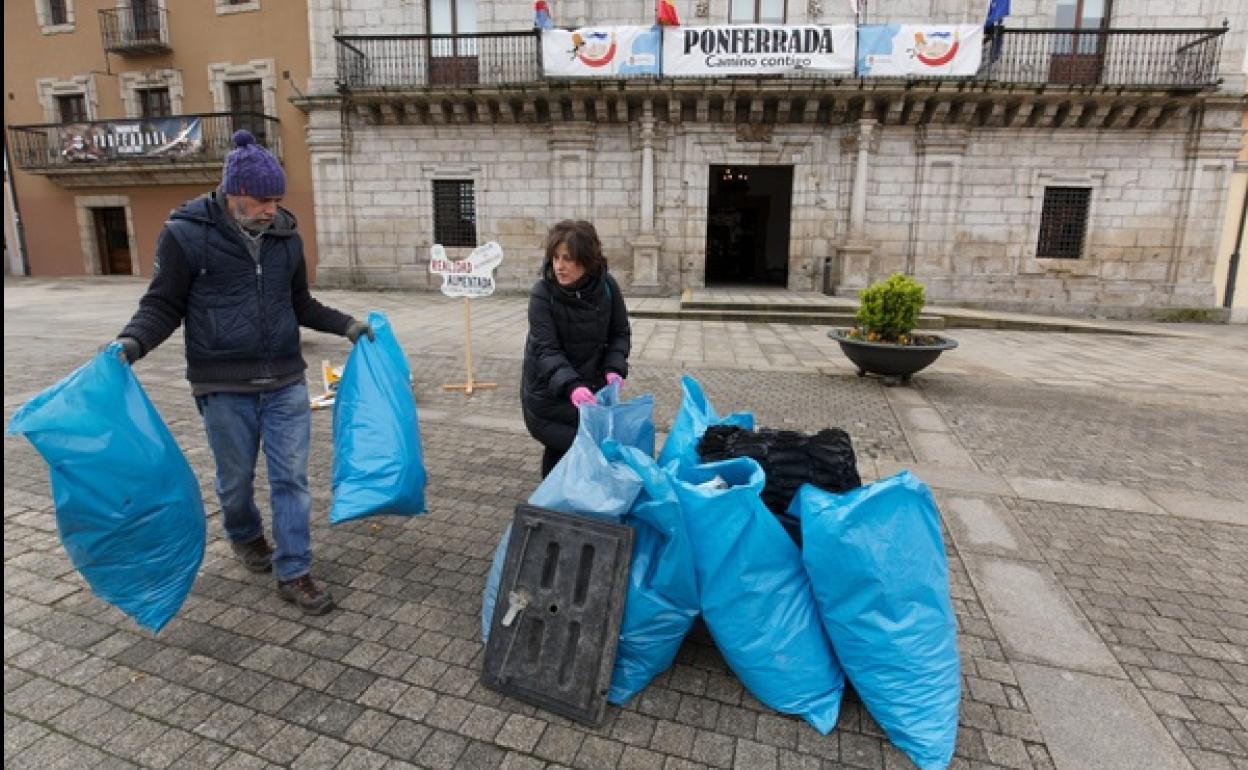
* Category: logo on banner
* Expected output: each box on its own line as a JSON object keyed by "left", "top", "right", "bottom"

{"left": 570, "top": 30, "right": 617, "bottom": 67}
{"left": 430, "top": 242, "right": 504, "bottom": 298}
{"left": 911, "top": 30, "right": 959, "bottom": 67}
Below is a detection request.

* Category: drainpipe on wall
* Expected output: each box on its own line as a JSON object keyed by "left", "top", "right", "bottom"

{"left": 1223, "top": 181, "right": 1246, "bottom": 310}
{"left": 3, "top": 141, "right": 30, "bottom": 276}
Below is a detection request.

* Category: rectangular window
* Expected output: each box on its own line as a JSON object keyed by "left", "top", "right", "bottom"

{"left": 138, "top": 87, "right": 171, "bottom": 118}
{"left": 1037, "top": 186, "right": 1091, "bottom": 259}
{"left": 47, "top": 0, "right": 69, "bottom": 25}
{"left": 731, "top": 0, "right": 785, "bottom": 23}
{"left": 433, "top": 179, "right": 477, "bottom": 248}
{"left": 227, "top": 79, "right": 266, "bottom": 144}
{"left": 57, "top": 94, "right": 87, "bottom": 123}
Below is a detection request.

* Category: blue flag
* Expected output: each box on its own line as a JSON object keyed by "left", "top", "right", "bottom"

{"left": 985, "top": 0, "right": 1010, "bottom": 28}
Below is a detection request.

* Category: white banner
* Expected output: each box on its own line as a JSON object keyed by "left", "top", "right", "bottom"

{"left": 857, "top": 24, "right": 983, "bottom": 77}
{"left": 542, "top": 26, "right": 661, "bottom": 77}
{"left": 662, "top": 25, "right": 856, "bottom": 77}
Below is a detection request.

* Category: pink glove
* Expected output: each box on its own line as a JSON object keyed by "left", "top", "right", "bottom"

{"left": 605, "top": 372, "right": 623, "bottom": 389}
{"left": 569, "top": 386, "right": 596, "bottom": 407}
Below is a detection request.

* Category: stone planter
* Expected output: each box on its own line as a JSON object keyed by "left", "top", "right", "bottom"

{"left": 829, "top": 329, "right": 958, "bottom": 385}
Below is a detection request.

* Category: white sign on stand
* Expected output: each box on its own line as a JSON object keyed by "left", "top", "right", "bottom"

{"left": 430, "top": 242, "right": 504, "bottom": 394}
{"left": 431, "top": 241, "right": 503, "bottom": 298}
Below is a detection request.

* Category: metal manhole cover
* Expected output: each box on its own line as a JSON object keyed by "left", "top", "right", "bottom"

{"left": 481, "top": 504, "right": 634, "bottom": 725}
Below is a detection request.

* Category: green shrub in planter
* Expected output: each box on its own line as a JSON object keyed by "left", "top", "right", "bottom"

{"left": 853, "top": 273, "right": 925, "bottom": 344}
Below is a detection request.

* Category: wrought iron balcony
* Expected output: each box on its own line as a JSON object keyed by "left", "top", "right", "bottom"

{"left": 979, "top": 26, "right": 1227, "bottom": 89}
{"left": 334, "top": 26, "right": 1227, "bottom": 92}
{"left": 99, "top": 6, "right": 170, "bottom": 55}
{"left": 336, "top": 32, "right": 542, "bottom": 88}
{"left": 7, "top": 112, "right": 280, "bottom": 189}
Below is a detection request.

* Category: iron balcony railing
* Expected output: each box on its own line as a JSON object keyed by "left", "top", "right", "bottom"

{"left": 980, "top": 26, "right": 1227, "bottom": 88}
{"left": 336, "top": 32, "right": 542, "bottom": 88}
{"left": 99, "top": 5, "right": 170, "bottom": 54}
{"left": 334, "top": 27, "right": 1227, "bottom": 90}
{"left": 6, "top": 112, "right": 280, "bottom": 172}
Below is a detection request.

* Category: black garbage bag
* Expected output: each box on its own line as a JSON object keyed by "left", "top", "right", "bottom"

{"left": 697, "top": 425, "right": 861, "bottom": 546}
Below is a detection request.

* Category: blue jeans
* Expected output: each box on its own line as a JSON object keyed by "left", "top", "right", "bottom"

{"left": 196, "top": 381, "right": 312, "bottom": 581}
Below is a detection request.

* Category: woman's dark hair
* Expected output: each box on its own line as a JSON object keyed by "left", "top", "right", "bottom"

{"left": 544, "top": 219, "right": 607, "bottom": 278}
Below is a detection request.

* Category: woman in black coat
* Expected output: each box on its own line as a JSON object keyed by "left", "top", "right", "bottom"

{"left": 521, "top": 220, "right": 631, "bottom": 477}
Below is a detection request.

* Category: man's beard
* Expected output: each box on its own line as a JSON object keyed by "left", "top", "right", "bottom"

{"left": 232, "top": 202, "right": 271, "bottom": 233}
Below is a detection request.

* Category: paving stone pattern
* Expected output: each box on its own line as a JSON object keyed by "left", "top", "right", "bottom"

{"left": 1005, "top": 498, "right": 1248, "bottom": 768}
{"left": 921, "top": 375, "right": 1248, "bottom": 501}
{"left": 5, "top": 279, "right": 1248, "bottom": 770}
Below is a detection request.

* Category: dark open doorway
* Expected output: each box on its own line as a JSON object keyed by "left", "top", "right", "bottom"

{"left": 705, "top": 164, "right": 793, "bottom": 287}
{"left": 93, "top": 207, "right": 132, "bottom": 275}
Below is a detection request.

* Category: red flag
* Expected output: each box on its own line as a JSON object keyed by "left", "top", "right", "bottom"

{"left": 657, "top": 0, "right": 680, "bottom": 26}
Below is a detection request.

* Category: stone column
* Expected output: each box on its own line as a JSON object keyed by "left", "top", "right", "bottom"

{"left": 306, "top": 0, "right": 341, "bottom": 96}
{"left": 306, "top": 106, "right": 354, "bottom": 286}
{"left": 834, "top": 119, "right": 878, "bottom": 293}
{"left": 848, "top": 119, "right": 876, "bottom": 239}
{"left": 631, "top": 99, "right": 662, "bottom": 293}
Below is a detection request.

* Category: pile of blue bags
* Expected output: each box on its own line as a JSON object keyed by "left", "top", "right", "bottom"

{"left": 483, "top": 374, "right": 961, "bottom": 767}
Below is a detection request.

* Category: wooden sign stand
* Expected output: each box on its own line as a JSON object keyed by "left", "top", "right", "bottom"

{"left": 442, "top": 296, "right": 497, "bottom": 395}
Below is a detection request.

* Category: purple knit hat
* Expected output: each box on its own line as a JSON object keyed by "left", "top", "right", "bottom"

{"left": 221, "top": 130, "right": 285, "bottom": 198}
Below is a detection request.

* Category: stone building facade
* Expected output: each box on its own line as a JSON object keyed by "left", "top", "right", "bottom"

{"left": 301, "top": 0, "right": 1247, "bottom": 317}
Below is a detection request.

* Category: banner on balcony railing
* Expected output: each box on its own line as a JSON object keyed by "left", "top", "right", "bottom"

{"left": 662, "top": 25, "right": 856, "bottom": 77}
{"left": 542, "top": 26, "right": 661, "bottom": 77}
{"left": 857, "top": 25, "right": 983, "bottom": 77}
{"left": 60, "top": 117, "right": 203, "bottom": 162}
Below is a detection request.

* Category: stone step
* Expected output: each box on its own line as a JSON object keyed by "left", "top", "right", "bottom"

{"left": 629, "top": 307, "right": 946, "bottom": 328}
{"left": 681, "top": 300, "right": 857, "bottom": 312}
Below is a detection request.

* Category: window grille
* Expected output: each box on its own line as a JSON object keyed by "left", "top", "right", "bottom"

{"left": 433, "top": 179, "right": 478, "bottom": 248}
{"left": 1037, "top": 186, "right": 1091, "bottom": 259}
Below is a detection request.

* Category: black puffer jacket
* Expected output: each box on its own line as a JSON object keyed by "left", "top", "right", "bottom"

{"left": 119, "top": 191, "right": 352, "bottom": 384}
{"left": 521, "top": 266, "right": 630, "bottom": 453}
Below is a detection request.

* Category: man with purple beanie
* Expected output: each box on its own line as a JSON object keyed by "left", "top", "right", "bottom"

{"left": 114, "top": 129, "right": 372, "bottom": 615}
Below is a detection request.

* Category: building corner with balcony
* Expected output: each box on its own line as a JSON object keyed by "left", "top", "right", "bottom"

{"left": 3, "top": 0, "right": 317, "bottom": 281}
{"left": 302, "top": 0, "right": 1247, "bottom": 321}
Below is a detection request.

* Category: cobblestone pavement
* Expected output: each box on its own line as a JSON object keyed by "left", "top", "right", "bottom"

{"left": 5, "top": 277, "right": 1248, "bottom": 770}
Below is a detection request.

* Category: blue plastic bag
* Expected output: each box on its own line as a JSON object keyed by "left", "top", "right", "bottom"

{"left": 330, "top": 311, "right": 427, "bottom": 524}
{"left": 667, "top": 457, "right": 844, "bottom": 734}
{"left": 656, "top": 375, "right": 752, "bottom": 469}
{"left": 482, "top": 385, "right": 657, "bottom": 642}
{"left": 791, "top": 472, "right": 960, "bottom": 770}
{"left": 594, "top": 380, "right": 656, "bottom": 457}
{"left": 603, "top": 441, "right": 699, "bottom": 704}
{"left": 5, "top": 343, "right": 206, "bottom": 633}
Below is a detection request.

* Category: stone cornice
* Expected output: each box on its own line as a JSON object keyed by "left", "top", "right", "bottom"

{"left": 326, "top": 80, "right": 1230, "bottom": 132}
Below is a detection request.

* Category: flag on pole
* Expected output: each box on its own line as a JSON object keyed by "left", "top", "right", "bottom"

{"left": 985, "top": 0, "right": 1010, "bottom": 28}
{"left": 534, "top": 0, "right": 555, "bottom": 30}
{"left": 985, "top": 0, "right": 1010, "bottom": 64}
{"left": 657, "top": 0, "right": 680, "bottom": 26}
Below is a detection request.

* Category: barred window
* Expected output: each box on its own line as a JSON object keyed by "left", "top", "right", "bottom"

{"left": 1037, "top": 186, "right": 1091, "bottom": 259}
{"left": 433, "top": 179, "right": 478, "bottom": 248}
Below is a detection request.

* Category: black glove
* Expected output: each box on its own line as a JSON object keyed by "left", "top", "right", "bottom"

{"left": 346, "top": 320, "right": 374, "bottom": 344}
{"left": 114, "top": 336, "right": 142, "bottom": 364}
